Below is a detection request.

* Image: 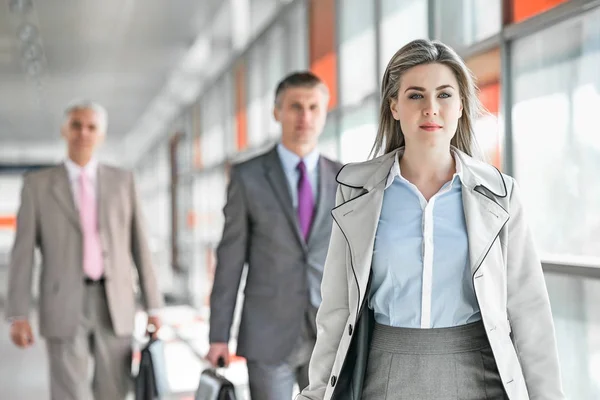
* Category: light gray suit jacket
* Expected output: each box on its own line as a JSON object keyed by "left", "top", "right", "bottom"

{"left": 209, "top": 146, "right": 343, "bottom": 364}
{"left": 299, "top": 148, "right": 564, "bottom": 400}
{"left": 6, "top": 164, "right": 163, "bottom": 338}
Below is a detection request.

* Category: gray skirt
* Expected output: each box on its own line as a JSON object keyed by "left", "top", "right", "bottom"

{"left": 361, "top": 320, "right": 508, "bottom": 400}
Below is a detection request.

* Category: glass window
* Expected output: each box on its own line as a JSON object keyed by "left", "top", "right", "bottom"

{"left": 339, "top": 0, "right": 377, "bottom": 107}
{"left": 512, "top": 0, "right": 570, "bottom": 23}
{"left": 176, "top": 132, "right": 193, "bottom": 174}
{"left": 379, "top": 0, "right": 429, "bottom": 77}
{"left": 467, "top": 48, "right": 502, "bottom": 168}
{"left": 511, "top": 7, "right": 600, "bottom": 262}
{"left": 436, "top": 0, "right": 501, "bottom": 49}
{"left": 200, "top": 86, "right": 226, "bottom": 167}
{"left": 221, "top": 73, "right": 237, "bottom": 158}
{"left": 284, "top": 0, "right": 308, "bottom": 73}
{"left": 247, "top": 42, "right": 267, "bottom": 147}
{"left": 340, "top": 98, "right": 378, "bottom": 163}
{"left": 193, "top": 168, "right": 226, "bottom": 245}
{"left": 191, "top": 102, "right": 203, "bottom": 168}
{"left": 250, "top": 0, "right": 279, "bottom": 38}
{"left": 309, "top": 0, "right": 338, "bottom": 110}
{"left": 264, "top": 24, "right": 285, "bottom": 140}
{"left": 319, "top": 114, "right": 340, "bottom": 160}
{"left": 544, "top": 271, "right": 600, "bottom": 399}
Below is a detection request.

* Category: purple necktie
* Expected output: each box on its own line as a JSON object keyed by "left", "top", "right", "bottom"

{"left": 297, "top": 160, "right": 315, "bottom": 241}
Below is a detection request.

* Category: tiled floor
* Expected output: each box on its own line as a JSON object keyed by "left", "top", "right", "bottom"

{"left": 0, "top": 315, "right": 50, "bottom": 400}
{"left": 0, "top": 304, "right": 250, "bottom": 400}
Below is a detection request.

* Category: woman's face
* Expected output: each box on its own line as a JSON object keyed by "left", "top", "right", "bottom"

{"left": 390, "top": 62, "right": 463, "bottom": 149}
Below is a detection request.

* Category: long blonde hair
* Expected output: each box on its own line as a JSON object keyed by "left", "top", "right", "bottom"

{"left": 371, "top": 39, "right": 483, "bottom": 158}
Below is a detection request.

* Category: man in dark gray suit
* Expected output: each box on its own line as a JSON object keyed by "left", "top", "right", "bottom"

{"left": 206, "top": 72, "right": 342, "bottom": 399}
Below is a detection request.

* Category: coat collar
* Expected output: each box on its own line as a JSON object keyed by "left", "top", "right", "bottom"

{"left": 336, "top": 146, "right": 507, "bottom": 199}
{"left": 331, "top": 147, "right": 511, "bottom": 315}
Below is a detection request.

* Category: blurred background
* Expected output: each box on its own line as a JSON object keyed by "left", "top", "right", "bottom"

{"left": 1, "top": 0, "right": 599, "bottom": 399}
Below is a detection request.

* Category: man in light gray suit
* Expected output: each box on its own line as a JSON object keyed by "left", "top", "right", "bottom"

{"left": 6, "top": 100, "right": 164, "bottom": 400}
{"left": 206, "top": 72, "right": 343, "bottom": 400}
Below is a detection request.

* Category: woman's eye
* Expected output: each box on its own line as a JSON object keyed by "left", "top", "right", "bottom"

{"left": 439, "top": 92, "right": 451, "bottom": 98}
{"left": 408, "top": 93, "right": 423, "bottom": 100}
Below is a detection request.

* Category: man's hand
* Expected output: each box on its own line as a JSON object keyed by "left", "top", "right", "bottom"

{"left": 146, "top": 315, "right": 162, "bottom": 339}
{"left": 10, "top": 319, "right": 34, "bottom": 349}
{"left": 206, "top": 343, "right": 230, "bottom": 367}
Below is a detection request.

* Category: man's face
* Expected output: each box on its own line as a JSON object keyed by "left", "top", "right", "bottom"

{"left": 274, "top": 85, "right": 328, "bottom": 150}
{"left": 61, "top": 108, "right": 105, "bottom": 157}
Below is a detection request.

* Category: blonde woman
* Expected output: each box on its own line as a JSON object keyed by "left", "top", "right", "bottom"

{"left": 297, "top": 39, "right": 564, "bottom": 400}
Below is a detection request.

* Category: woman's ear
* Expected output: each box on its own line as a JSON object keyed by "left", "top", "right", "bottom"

{"left": 390, "top": 97, "right": 400, "bottom": 121}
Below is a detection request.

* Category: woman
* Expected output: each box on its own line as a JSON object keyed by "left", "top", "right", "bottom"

{"left": 297, "top": 39, "right": 564, "bottom": 400}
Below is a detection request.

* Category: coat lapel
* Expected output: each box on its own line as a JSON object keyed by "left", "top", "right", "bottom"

{"left": 331, "top": 185, "right": 385, "bottom": 304}
{"left": 462, "top": 186, "right": 509, "bottom": 276}
{"left": 264, "top": 149, "right": 306, "bottom": 249}
{"left": 331, "top": 155, "right": 394, "bottom": 307}
{"left": 51, "top": 165, "right": 81, "bottom": 230}
{"left": 455, "top": 149, "right": 510, "bottom": 276}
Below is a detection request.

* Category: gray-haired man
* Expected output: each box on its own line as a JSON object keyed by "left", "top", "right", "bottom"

{"left": 6, "top": 100, "right": 164, "bottom": 400}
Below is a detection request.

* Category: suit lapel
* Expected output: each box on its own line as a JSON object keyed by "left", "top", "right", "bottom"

{"left": 97, "top": 164, "right": 109, "bottom": 235}
{"left": 462, "top": 186, "right": 509, "bottom": 276}
{"left": 307, "top": 158, "right": 334, "bottom": 247}
{"left": 51, "top": 165, "right": 81, "bottom": 230}
{"left": 264, "top": 149, "right": 306, "bottom": 249}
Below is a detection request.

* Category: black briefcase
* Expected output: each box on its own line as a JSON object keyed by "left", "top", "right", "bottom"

{"left": 135, "top": 338, "right": 169, "bottom": 400}
{"left": 195, "top": 358, "right": 237, "bottom": 400}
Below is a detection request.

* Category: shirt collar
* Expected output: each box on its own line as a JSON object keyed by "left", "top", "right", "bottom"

{"left": 385, "top": 147, "right": 463, "bottom": 189}
{"left": 64, "top": 157, "right": 98, "bottom": 183}
{"left": 276, "top": 143, "right": 320, "bottom": 174}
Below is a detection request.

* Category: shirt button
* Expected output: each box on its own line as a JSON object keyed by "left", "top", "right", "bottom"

{"left": 331, "top": 376, "right": 337, "bottom": 387}
{"left": 348, "top": 324, "right": 353, "bottom": 336}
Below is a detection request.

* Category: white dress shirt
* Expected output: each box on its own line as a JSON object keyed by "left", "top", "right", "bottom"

{"left": 64, "top": 157, "right": 99, "bottom": 209}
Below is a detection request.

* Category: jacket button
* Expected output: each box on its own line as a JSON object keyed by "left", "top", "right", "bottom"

{"left": 331, "top": 375, "right": 337, "bottom": 386}
{"left": 348, "top": 324, "right": 353, "bottom": 335}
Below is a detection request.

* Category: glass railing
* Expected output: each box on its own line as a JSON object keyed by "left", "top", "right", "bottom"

{"left": 543, "top": 262, "right": 600, "bottom": 399}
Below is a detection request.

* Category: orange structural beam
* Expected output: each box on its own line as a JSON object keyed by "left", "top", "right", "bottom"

{"left": 0, "top": 215, "right": 16, "bottom": 230}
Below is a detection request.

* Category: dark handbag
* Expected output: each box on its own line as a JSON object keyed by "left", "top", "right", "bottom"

{"left": 195, "top": 358, "right": 237, "bottom": 400}
{"left": 135, "top": 338, "right": 169, "bottom": 400}
{"left": 331, "top": 277, "right": 375, "bottom": 400}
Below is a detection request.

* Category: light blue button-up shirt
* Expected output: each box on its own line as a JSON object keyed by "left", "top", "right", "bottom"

{"left": 276, "top": 143, "right": 320, "bottom": 209}
{"left": 369, "top": 151, "right": 481, "bottom": 328}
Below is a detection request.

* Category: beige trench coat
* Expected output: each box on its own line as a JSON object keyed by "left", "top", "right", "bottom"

{"left": 297, "top": 148, "right": 564, "bottom": 400}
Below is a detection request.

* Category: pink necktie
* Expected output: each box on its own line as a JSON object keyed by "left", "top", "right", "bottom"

{"left": 79, "top": 172, "right": 104, "bottom": 280}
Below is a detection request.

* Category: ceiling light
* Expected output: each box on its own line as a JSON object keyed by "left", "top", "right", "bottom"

{"left": 25, "top": 60, "right": 43, "bottom": 76}
{"left": 9, "top": 0, "right": 33, "bottom": 15}
{"left": 17, "top": 23, "right": 39, "bottom": 43}
{"left": 21, "top": 43, "right": 42, "bottom": 62}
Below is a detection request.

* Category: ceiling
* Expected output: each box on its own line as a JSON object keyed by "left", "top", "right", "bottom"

{"left": 0, "top": 0, "right": 227, "bottom": 165}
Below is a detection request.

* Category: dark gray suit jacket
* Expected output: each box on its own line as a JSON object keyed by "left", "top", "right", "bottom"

{"left": 209, "top": 146, "right": 342, "bottom": 363}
